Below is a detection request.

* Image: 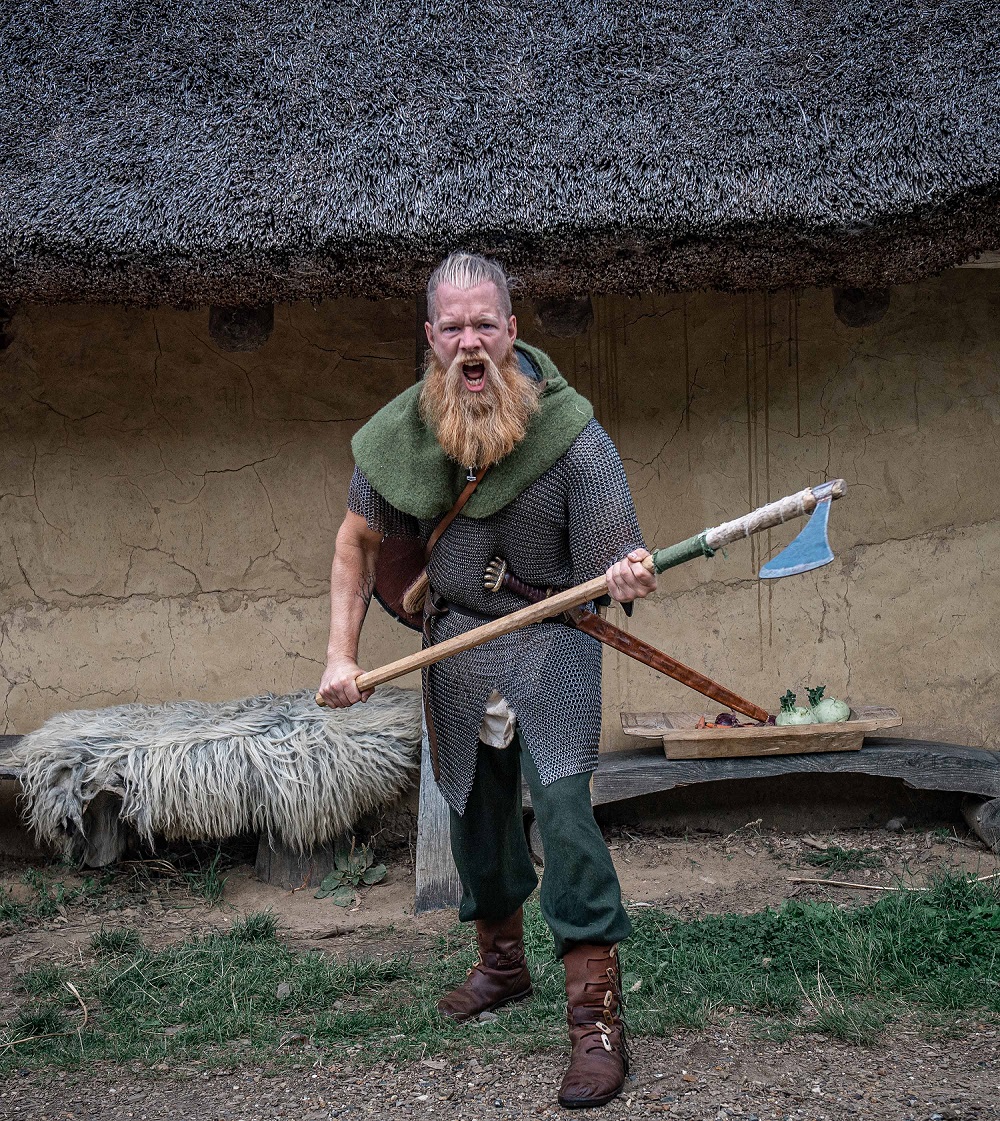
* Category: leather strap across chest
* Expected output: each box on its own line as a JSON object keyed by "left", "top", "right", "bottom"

{"left": 424, "top": 466, "right": 490, "bottom": 558}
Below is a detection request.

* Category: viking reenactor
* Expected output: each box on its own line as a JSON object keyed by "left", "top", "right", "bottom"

{"left": 318, "top": 252, "right": 656, "bottom": 1110}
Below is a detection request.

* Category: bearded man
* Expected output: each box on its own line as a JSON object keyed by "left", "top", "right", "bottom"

{"left": 318, "top": 252, "right": 656, "bottom": 1110}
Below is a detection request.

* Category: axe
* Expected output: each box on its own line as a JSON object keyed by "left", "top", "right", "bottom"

{"left": 316, "top": 479, "right": 845, "bottom": 703}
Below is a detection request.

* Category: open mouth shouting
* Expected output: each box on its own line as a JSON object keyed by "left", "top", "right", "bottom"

{"left": 461, "top": 359, "right": 487, "bottom": 392}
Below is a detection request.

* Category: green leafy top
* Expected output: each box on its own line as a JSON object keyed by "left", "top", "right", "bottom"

{"left": 779, "top": 689, "right": 798, "bottom": 713}
{"left": 806, "top": 685, "right": 826, "bottom": 707}
{"left": 315, "top": 837, "right": 387, "bottom": 905}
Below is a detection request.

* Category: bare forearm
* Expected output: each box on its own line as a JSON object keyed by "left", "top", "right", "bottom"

{"left": 326, "top": 538, "right": 378, "bottom": 662}
{"left": 317, "top": 512, "right": 383, "bottom": 707}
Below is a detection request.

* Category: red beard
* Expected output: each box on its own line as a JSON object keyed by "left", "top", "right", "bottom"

{"left": 419, "top": 344, "right": 541, "bottom": 468}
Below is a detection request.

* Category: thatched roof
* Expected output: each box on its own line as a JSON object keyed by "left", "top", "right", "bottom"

{"left": 2, "top": 1, "right": 999, "bottom": 305}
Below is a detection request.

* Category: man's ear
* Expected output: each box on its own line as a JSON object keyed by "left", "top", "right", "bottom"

{"left": 508, "top": 314, "right": 517, "bottom": 341}
{"left": 425, "top": 320, "right": 434, "bottom": 347}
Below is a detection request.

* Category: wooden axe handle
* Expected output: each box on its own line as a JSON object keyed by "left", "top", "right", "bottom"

{"left": 316, "top": 479, "right": 846, "bottom": 704}
{"left": 704, "top": 478, "right": 846, "bottom": 551}
{"left": 352, "top": 569, "right": 612, "bottom": 695}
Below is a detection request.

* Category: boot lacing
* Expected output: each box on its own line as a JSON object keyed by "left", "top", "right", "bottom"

{"left": 576, "top": 953, "right": 630, "bottom": 1070}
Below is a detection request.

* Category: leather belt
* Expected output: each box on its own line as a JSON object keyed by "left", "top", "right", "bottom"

{"left": 426, "top": 595, "right": 566, "bottom": 628}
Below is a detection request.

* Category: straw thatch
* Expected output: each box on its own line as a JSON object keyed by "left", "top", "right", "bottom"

{"left": 1, "top": 1, "right": 999, "bottom": 305}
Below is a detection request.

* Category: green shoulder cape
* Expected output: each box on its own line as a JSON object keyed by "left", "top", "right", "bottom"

{"left": 350, "top": 340, "right": 594, "bottom": 519}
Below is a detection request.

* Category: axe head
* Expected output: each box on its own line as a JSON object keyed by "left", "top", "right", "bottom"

{"left": 759, "top": 496, "right": 834, "bottom": 579}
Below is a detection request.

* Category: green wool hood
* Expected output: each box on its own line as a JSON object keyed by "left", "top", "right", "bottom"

{"left": 351, "top": 341, "right": 594, "bottom": 520}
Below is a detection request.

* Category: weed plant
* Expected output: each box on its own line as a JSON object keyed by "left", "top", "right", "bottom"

{"left": 0, "top": 868, "right": 111, "bottom": 928}
{"left": 2, "top": 874, "right": 998, "bottom": 1072}
{"left": 91, "top": 928, "right": 143, "bottom": 954}
{"left": 802, "top": 846, "right": 882, "bottom": 873}
{"left": 0, "top": 840, "right": 250, "bottom": 932}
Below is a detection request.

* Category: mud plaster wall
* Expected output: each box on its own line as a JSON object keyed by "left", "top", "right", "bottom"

{"left": 1, "top": 270, "right": 998, "bottom": 754}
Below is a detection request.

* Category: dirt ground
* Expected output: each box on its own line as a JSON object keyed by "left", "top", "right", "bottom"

{"left": 2, "top": 823, "right": 1000, "bottom": 1121}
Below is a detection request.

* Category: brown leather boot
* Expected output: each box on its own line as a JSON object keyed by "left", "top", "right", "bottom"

{"left": 558, "top": 943, "right": 628, "bottom": 1109}
{"left": 436, "top": 908, "right": 532, "bottom": 1023}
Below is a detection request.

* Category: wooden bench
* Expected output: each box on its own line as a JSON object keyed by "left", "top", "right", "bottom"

{"left": 0, "top": 734, "right": 341, "bottom": 886}
{"left": 582, "top": 738, "right": 1000, "bottom": 825}
{"left": 0, "top": 734, "right": 138, "bottom": 866}
{"left": 416, "top": 736, "right": 1000, "bottom": 910}
{"left": 6, "top": 734, "right": 999, "bottom": 905}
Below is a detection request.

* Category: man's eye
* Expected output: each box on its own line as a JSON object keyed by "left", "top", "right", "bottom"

{"left": 479, "top": 323, "right": 496, "bottom": 331}
{"left": 442, "top": 326, "right": 460, "bottom": 334}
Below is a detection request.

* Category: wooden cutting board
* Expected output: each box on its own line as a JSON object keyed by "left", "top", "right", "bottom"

{"left": 620, "top": 706, "right": 902, "bottom": 760}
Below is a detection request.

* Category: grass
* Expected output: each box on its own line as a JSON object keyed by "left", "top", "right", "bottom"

{"left": 0, "top": 840, "right": 250, "bottom": 931}
{"left": 801, "top": 845, "right": 883, "bottom": 873}
{"left": 2, "top": 873, "right": 999, "bottom": 1072}
{"left": 128, "top": 841, "right": 242, "bottom": 907}
{"left": 0, "top": 868, "right": 113, "bottom": 928}
{"left": 227, "top": 911, "right": 279, "bottom": 942}
{"left": 91, "top": 928, "right": 143, "bottom": 954}
{"left": 179, "top": 847, "right": 230, "bottom": 905}
{"left": 17, "top": 966, "right": 70, "bottom": 996}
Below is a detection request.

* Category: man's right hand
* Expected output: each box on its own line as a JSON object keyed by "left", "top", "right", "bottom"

{"left": 317, "top": 657, "right": 373, "bottom": 708}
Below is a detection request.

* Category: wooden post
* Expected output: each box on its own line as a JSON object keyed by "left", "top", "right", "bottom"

{"left": 962, "top": 795, "right": 1000, "bottom": 851}
{"left": 254, "top": 836, "right": 342, "bottom": 890}
{"left": 81, "top": 792, "right": 129, "bottom": 867}
{"left": 415, "top": 714, "right": 462, "bottom": 912}
{"left": 527, "top": 816, "right": 545, "bottom": 865}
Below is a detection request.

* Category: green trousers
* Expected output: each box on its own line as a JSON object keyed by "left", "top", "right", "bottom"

{"left": 448, "top": 733, "right": 632, "bottom": 959}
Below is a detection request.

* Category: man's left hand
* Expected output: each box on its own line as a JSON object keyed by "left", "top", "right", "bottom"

{"left": 605, "top": 548, "right": 657, "bottom": 603}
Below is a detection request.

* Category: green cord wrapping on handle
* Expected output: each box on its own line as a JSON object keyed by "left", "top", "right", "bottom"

{"left": 650, "top": 532, "right": 715, "bottom": 574}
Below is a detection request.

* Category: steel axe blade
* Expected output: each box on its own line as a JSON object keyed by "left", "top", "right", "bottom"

{"left": 758, "top": 493, "right": 834, "bottom": 579}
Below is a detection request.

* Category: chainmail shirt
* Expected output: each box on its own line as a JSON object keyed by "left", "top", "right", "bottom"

{"left": 348, "top": 418, "right": 645, "bottom": 814}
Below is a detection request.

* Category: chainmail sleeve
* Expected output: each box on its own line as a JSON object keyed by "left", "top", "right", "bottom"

{"left": 565, "top": 420, "right": 646, "bottom": 581}
{"left": 347, "top": 467, "right": 419, "bottom": 539}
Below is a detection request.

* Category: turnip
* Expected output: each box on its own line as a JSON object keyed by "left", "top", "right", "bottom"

{"left": 775, "top": 690, "right": 815, "bottom": 726}
{"left": 807, "top": 685, "right": 851, "bottom": 724}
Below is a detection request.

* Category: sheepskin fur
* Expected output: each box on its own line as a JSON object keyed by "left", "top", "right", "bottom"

{"left": 13, "top": 687, "right": 422, "bottom": 855}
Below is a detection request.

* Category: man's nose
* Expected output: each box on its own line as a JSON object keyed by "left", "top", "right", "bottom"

{"left": 459, "top": 325, "right": 480, "bottom": 350}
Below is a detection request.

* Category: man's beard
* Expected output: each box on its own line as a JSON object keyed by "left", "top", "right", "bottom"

{"left": 419, "top": 344, "right": 541, "bottom": 469}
